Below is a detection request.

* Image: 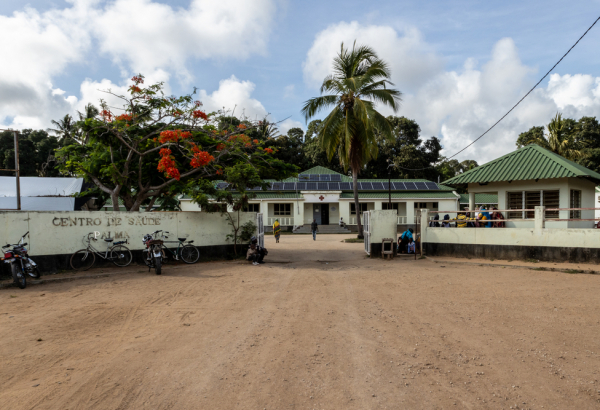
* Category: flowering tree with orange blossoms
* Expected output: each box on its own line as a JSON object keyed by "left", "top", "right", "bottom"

{"left": 57, "top": 75, "right": 296, "bottom": 211}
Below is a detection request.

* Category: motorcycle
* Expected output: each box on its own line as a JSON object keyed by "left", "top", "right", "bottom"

{"left": 1, "top": 232, "right": 40, "bottom": 289}
{"left": 142, "top": 230, "right": 164, "bottom": 275}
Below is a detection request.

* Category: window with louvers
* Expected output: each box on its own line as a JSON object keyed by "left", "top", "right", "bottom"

{"left": 507, "top": 192, "right": 523, "bottom": 219}
{"left": 525, "top": 191, "right": 540, "bottom": 219}
{"left": 543, "top": 190, "right": 560, "bottom": 218}
{"left": 570, "top": 190, "right": 581, "bottom": 219}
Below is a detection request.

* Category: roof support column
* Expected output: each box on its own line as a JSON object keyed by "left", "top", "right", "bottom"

{"left": 469, "top": 192, "right": 475, "bottom": 215}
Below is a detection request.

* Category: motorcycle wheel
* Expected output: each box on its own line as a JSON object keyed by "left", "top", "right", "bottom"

{"left": 154, "top": 256, "right": 162, "bottom": 275}
{"left": 12, "top": 264, "right": 26, "bottom": 289}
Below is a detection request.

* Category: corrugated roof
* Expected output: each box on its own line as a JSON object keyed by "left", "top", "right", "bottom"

{"left": 299, "top": 166, "right": 344, "bottom": 175}
{"left": 340, "top": 192, "right": 458, "bottom": 199}
{"left": 444, "top": 145, "right": 600, "bottom": 185}
{"left": 458, "top": 194, "right": 498, "bottom": 204}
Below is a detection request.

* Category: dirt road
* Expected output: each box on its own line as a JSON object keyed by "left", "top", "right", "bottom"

{"left": 2, "top": 234, "right": 600, "bottom": 409}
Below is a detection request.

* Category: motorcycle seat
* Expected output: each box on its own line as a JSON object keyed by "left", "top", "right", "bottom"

{"left": 104, "top": 238, "right": 113, "bottom": 242}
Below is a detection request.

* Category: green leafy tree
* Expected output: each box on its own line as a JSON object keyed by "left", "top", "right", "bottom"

{"left": 0, "top": 129, "right": 64, "bottom": 177}
{"left": 572, "top": 116, "right": 600, "bottom": 173}
{"left": 516, "top": 113, "right": 583, "bottom": 161}
{"left": 301, "top": 43, "right": 402, "bottom": 237}
{"left": 56, "top": 75, "right": 296, "bottom": 211}
{"left": 190, "top": 163, "right": 266, "bottom": 255}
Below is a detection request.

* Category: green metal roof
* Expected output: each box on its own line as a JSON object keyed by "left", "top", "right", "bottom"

{"left": 299, "top": 166, "right": 344, "bottom": 175}
{"left": 444, "top": 145, "right": 600, "bottom": 186}
{"left": 458, "top": 193, "right": 498, "bottom": 204}
{"left": 340, "top": 192, "right": 458, "bottom": 199}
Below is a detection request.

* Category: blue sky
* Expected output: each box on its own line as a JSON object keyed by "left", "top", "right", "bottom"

{"left": 1, "top": 0, "right": 599, "bottom": 162}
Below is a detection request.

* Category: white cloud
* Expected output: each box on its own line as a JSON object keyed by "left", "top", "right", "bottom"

{"left": 0, "top": 0, "right": 278, "bottom": 129}
{"left": 305, "top": 23, "right": 600, "bottom": 163}
{"left": 92, "top": 0, "right": 278, "bottom": 81}
{"left": 198, "top": 76, "right": 268, "bottom": 120}
{"left": 278, "top": 118, "right": 304, "bottom": 135}
{"left": 283, "top": 84, "right": 295, "bottom": 99}
{"left": 303, "top": 21, "right": 443, "bottom": 93}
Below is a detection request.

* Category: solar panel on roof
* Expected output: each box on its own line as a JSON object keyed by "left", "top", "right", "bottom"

{"left": 330, "top": 174, "right": 341, "bottom": 181}
{"left": 296, "top": 182, "right": 307, "bottom": 190}
{"left": 414, "top": 182, "right": 428, "bottom": 190}
{"left": 271, "top": 182, "right": 283, "bottom": 190}
{"left": 359, "top": 182, "right": 373, "bottom": 190}
{"left": 306, "top": 182, "right": 317, "bottom": 190}
{"left": 216, "top": 182, "right": 229, "bottom": 190}
{"left": 404, "top": 182, "right": 417, "bottom": 190}
{"left": 392, "top": 182, "right": 406, "bottom": 190}
{"left": 317, "top": 182, "right": 329, "bottom": 190}
{"left": 381, "top": 182, "right": 390, "bottom": 190}
{"left": 371, "top": 182, "right": 385, "bottom": 190}
{"left": 340, "top": 182, "right": 352, "bottom": 190}
{"left": 283, "top": 182, "right": 296, "bottom": 190}
{"left": 328, "top": 182, "right": 340, "bottom": 190}
{"left": 298, "top": 174, "right": 310, "bottom": 181}
{"left": 309, "top": 175, "right": 319, "bottom": 181}
{"left": 424, "top": 182, "right": 438, "bottom": 190}
{"left": 319, "top": 174, "right": 331, "bottom": 181}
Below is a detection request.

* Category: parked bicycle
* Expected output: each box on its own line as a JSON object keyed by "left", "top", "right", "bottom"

{"left": 2, "top": 232, "right": 40, "bottom": 289}
{"left": 159, "top": 231, "right": 200, "bottom": 264}
{"left": 143, "top": 230, "right": 164, "bottom": 275}
{"left": 70, "top": 233, "right": 132, "bottom": 271}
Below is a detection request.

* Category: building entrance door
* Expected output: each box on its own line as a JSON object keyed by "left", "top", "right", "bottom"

{"left": 321, "top": 204, "right": 330, "bottom": 225}
{"left": 312, "top": 204, "right": 321, "bottom": 224}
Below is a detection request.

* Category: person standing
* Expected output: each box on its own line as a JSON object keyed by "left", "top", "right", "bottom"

{"left": 311, "top": 219, "right": 318, "bottom": 241}
{"left": 273, "top": 219, "right": 281, "bottom": 243}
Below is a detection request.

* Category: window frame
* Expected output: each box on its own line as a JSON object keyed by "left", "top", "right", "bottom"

{"left": 274, "top": 203, "right": 291, "bottom": 216}
{"left": 570, "top": 190, "right": 581, "bottom": 219}
{"left": 350, "top": 203, "right": 368, "bottom": 215}
{"left": 244, "top": 203, "right": 260, "bottom": 213}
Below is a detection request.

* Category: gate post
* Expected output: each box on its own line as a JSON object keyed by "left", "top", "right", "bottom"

{"left": 256, "top": 213, "right": 264, "bottom": 248}
{"left": 420, "top": 209, "right": 429, "bottom": 256}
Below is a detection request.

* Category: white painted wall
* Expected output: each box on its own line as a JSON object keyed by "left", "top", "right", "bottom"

{"left": 0, "top": 211, "right": 256, "bottom": 256}
{"left": 369, "top": 210, "right": 398, "bottom": 244}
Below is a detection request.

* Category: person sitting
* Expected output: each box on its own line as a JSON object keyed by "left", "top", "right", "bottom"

{"left": 398, "top": 228, "right": 413, "bottom": 253}
{"left": 407, "top": 238, "right": 416, "bottom": 254}
{"left": 429, "top": 214, "right": 440, "bottom": 227}
{"left": 491, "top": 207, "right": 505, "bottom": 227}
{"left": 339, "top": 217, "right": 345, "bottom": 228}
{"left": 441, "top": 214, "right": 451, "bottom": 228}
{"left": 246, "top": 236, "right": 267, "bottom": 265}
{"left": 451, "top": 211, "right": 475, "bottom": 228}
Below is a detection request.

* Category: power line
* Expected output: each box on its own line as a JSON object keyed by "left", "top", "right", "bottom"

{"left": 397, "top": 15, "right": 600, "bottom": 172}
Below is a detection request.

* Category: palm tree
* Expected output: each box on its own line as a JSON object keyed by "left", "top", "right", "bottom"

{"left": 48, "top": 114, "right": 78, "bottom": 144}
{"left": 301, "top": 43, "right": 402, "bottom": 237}
{"left": 530, "top": 113, "right": 584, "bottom": 161}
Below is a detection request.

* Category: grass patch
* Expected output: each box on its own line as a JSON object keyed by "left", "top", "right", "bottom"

{"left": 563, "top": 269, "right": 584, "bottom": 274}
{"left": 10, "top": 295, "right": 17, "bottom": 298}
{"left": 531, "top": 267, "right": 548, "bottom": 271}
{"left": 344, "top": 238, "right": 364, "bottom": 243}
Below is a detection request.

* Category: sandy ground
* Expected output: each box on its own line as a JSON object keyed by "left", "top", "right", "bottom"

{"left": 2, "top": 235, "right": 600, "bottom": 409}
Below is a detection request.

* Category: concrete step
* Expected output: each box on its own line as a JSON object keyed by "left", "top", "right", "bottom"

{"left": 292, "top": 224, "right": 352, "bottom": 234}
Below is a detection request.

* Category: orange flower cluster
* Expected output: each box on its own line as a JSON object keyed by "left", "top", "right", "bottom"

{"left": 264, "top": 148, "right": 274, "bottom": 154}
{"left": 100, "top": 109, "right": 113, "bottom": 122}
{"left": 227, "top": 134, "right": 251, "bottom": 145}
{"left": 131, "top": 75, "right": 144, "bottom": 84}
{"left": 194, "top": 100, "right": 203, "bottom": 107}
{"left": 253, "top": 139, "right": 259, "bottom": 144}
{"left": 157, "top": 148, "right": 180, "bottom": 180}
{"left": 190, "top": 151, "right": 215, "bottom": 168}
{"left": 237, "top": 123, "right": 247, "bottom": 129}
{"left": 158, "top": 130, "right": 192, "bottom": 143}
{"left": 129, "top": 85, "right": 142, "bottom": 93}
{"left": 115, "top": 114, "right": 133, "bottom": 121}
{"left": 216, "top": 169, "right": 223, "bottom": 175}
{"left": 216, "top": 143, "right": 225, "bottom": 151}
{"left": 192, "top": 110, "right": 208, "bottom": 121}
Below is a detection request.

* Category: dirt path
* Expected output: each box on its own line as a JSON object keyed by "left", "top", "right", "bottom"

{"left": 2, "top": 234, "right": 600, "bottom": 409}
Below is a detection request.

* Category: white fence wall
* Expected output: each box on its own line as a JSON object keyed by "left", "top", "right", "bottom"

{"left": 0, "top": 211, "right": 256, "bottom": 256}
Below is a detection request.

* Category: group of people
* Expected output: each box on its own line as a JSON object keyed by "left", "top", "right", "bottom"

{"left": 430, "top": 206, "right": 505, "bottom": 228}
{"left": 398, "top": 228, "right": 416, "bottom": 254}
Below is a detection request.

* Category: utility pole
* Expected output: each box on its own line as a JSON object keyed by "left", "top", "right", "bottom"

{"left": 0, "top": 129, "right": 21, "bottom": 210}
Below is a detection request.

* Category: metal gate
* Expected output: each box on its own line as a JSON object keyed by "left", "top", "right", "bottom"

{"left": 363, "top": 211, "right": 371, "bottom": 255}
{"left": 256, "top": 213, "right": 265, "bottom": 248}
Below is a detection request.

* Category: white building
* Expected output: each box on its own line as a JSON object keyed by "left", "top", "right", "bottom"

{"left": 180, "top": 166, "right": 460, "bottom": 231}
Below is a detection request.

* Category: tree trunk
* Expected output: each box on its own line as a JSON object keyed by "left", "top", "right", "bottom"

{"left": 353, "top": 168, "right": 364, "bottom": 239}
{"left": 110, "top": 192, "right": 120, "bottom": 211}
